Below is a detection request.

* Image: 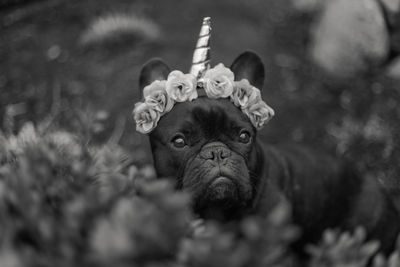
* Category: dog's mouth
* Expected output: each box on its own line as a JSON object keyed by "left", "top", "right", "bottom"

{"left": 207, "top": 176, "right": 238, "bottom": 202}
{"left": 195, "top": 175, "right": 243, "bottom": 221}
{"left": 183, "top": 158, "right": 253, "bottom": 221}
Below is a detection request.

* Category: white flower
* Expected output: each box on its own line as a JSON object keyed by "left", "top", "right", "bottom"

{"left": 231, "top": 79, "right": 261, "bottom": 109}
{"left": 143, "top": 80, "right": 174, "bottom": 114}
{"left": 203, "top": 63, "right": 234, "bottom": 98}
{"left": 133, "top": 102, "right": 161, "bottom": 134}
{"left": 165, "top": 71, "right": 197, "bottom": 102}
{"left": 243, "top": 100, "right": 275, "bottom": 129}
{"left": 143, "top": 80, "right": 166, "bottom": 98}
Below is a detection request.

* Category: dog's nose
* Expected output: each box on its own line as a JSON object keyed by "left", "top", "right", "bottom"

{"left": 200, "top": 142, "right": 231, "bottom": 162}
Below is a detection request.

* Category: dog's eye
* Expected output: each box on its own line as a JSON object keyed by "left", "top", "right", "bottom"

{"left": 239, "top": 131, "right": 251, "bottom": 143}
{"left": 171, "top": 135, "right": 187, "bottom": 148}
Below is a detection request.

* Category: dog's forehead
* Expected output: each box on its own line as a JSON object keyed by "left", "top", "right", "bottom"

{"left": 154, "top": 97, "right": 253, "bottom": 138}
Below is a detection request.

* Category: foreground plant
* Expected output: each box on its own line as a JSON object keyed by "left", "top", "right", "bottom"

{"left": 0, "top": 122, "right": 399, "bottom": 267}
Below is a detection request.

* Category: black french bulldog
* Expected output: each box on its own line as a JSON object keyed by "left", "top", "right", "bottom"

{"left": 138, "top": 51, "right": 400, "bottom": 253}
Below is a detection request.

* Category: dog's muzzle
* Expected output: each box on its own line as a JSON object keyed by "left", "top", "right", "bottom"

{"left": 199, "top": 142, "right": 231, "bottom": 163}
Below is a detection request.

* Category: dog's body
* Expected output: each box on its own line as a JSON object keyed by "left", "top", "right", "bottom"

{"left": 255, "top": 143, "right": 400, "bottom": 252}
{"left": 138, "top": 51, "right": 400, "bottom": 252}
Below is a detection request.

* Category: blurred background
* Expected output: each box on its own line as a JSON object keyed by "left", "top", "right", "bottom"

{"left": 1, "top": 0, "right": 400, "bottom": 208}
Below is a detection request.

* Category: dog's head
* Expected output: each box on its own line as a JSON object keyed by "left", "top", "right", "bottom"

{"left": 138, "top": 52, "right": 267, "bottom": 220}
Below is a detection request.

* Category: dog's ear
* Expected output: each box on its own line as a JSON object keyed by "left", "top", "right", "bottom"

{"left": 139, "top": 58, "right": 170, "bottom": 90}
{"left": 230, "top": 51, "right": 265, "bottom": 90}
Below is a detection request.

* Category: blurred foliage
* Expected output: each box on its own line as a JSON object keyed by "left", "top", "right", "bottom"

{"left": 308, "top": 228, "right": 400, "bottom": 267}
{"left": 0, "top": 121, "right": 189, "bottom": 266}
{"left": 0, "top": 121, "right": 399, "bottom": 267}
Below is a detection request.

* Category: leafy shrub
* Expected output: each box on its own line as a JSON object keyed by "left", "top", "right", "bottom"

{"left": 0, "top": 123, "right": 399, "bottom": 267}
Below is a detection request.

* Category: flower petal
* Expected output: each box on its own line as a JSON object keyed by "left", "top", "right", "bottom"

{"left": 166, "top": 71, "right": 197, "bottom": 102}
{"left": 203, "top": 64, "right": 235, "bottom": 99}
{"left": 143, "top": 80, "right": 167, "bottom": 98}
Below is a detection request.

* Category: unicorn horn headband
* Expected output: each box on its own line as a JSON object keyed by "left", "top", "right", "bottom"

{"left": 190, "top": 17, "right": 211, "bottom": 79}
{"left": 133, "top": 17, "right": 274, "bottom": 134}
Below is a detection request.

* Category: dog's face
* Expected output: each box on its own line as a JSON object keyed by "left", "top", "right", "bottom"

{"left": 139, "top": 52, "right": 266, "bottom": 220}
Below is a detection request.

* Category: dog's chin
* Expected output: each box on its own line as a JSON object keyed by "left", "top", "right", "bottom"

{"left": 194, "top": 176, "right": 248, "bottom": 221}
{"left": 206, "top": 176, "right": 238, "bottom": 202}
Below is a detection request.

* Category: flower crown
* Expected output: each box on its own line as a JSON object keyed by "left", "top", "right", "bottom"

{"left": 133, "top": 63, "right": 274, "bottom": 134}
{"left": 133, "top": 17, "right": 274, "bottom": 134}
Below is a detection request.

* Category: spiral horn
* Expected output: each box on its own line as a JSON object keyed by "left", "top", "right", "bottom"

{"left": 190, "top": 17, "right": 211, "bottom": 79}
